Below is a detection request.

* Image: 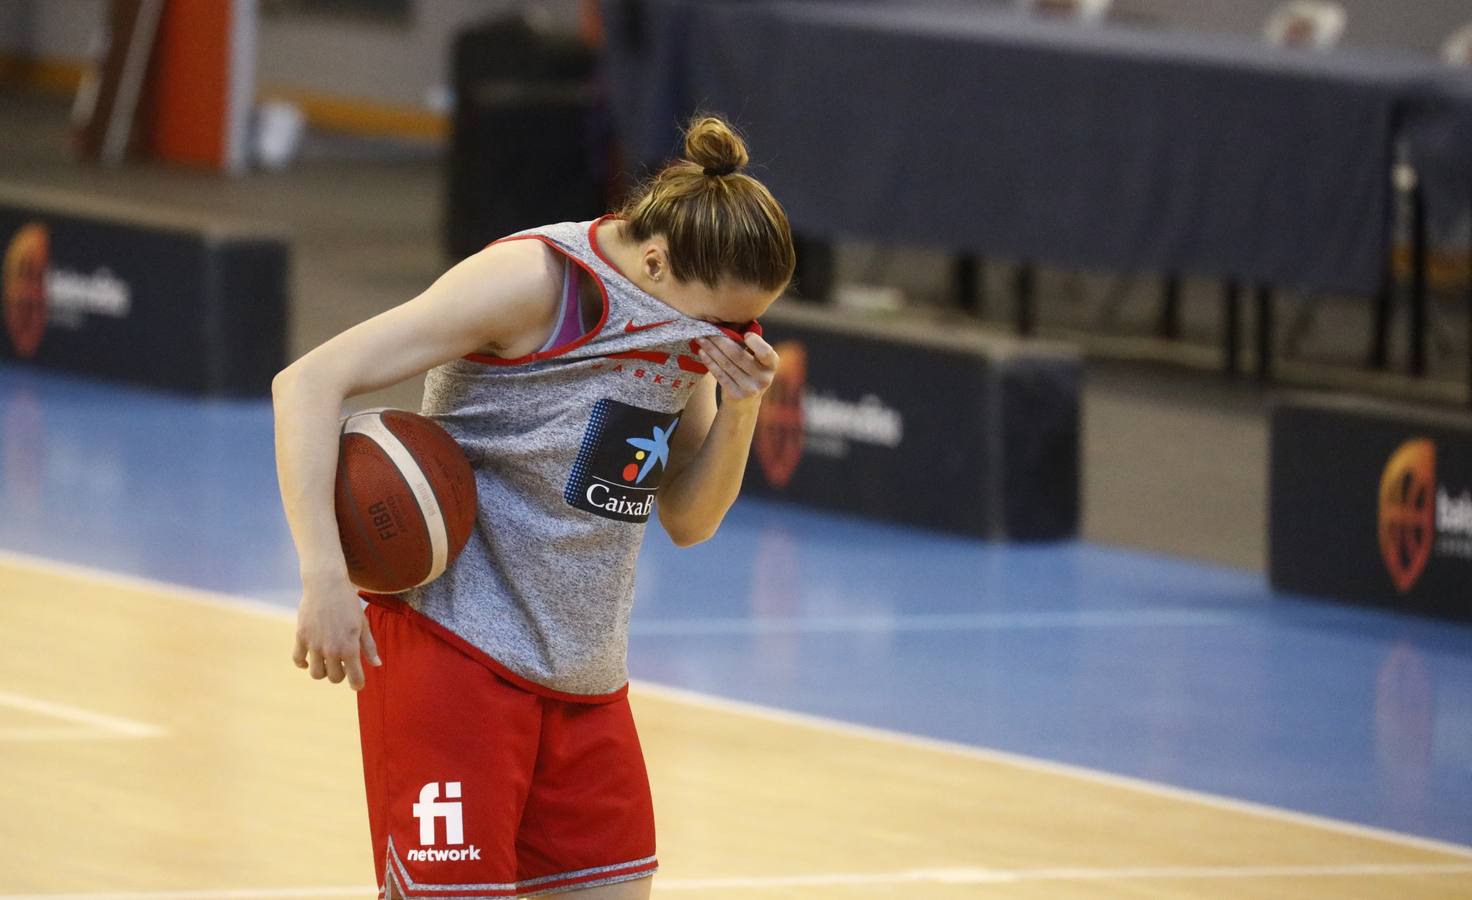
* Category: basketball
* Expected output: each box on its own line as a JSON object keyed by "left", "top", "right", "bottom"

{"left": 334, "top": 409, "right": 477, "bottom": 593}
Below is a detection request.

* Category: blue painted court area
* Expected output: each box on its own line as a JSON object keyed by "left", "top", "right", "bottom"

{"left": 3, "top": 363, "right": 1470, "bottom": 849}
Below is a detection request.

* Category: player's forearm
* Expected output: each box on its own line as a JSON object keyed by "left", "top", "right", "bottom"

{"left": 271, "top": 364, "right": 352, "bottom": 586}
{"left": 657, "top": 400, "right": 761, "bottom": 546}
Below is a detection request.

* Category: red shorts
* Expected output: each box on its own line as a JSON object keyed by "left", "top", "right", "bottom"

{"left": 357, "top": 601, "right": 657, "bottom": 898}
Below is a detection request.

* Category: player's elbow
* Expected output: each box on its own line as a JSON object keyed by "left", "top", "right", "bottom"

{"left": 271, "top": 362, "right": 320, "bottom": 409}
{"left": 271, "top": 363, "right": 302, "bottom": 402}
{"left": 671, "top": 529, "right": 715, "bottom": 548}
{"left": 272, "top": 352, "right": 345, "bottom": 404}
{"left": 271, "top": 363, "right": 297, "bottom": 392}
{"left": 661, "top": 512, "right": 717, "bottom": 548}
{"left": 272, "top": 350, "right": 325, "bottom": 391}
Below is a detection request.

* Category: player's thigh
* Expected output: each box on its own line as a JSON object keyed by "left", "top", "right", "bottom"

{"left": 361, "top": 602, "right": 543, "bottom": 888}
{"left": 513, "top": 697, "right": 657, "bottom": 891}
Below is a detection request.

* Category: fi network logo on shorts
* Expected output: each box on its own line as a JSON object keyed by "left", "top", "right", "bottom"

{"left": 565, "top": 399, "right": 680, "bottom": 523}
{"left": 407, "top": 782, "right": 482, "bottom": 862}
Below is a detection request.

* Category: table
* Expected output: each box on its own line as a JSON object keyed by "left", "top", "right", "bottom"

{"left": 1398, "top": 70, "right": 1472, "bottom": 391}
{"left": 0, "top": 183, "right": 288, "bottom": 396}
{"left": 603, "top": 1, "right": 1472, "bottom": 391}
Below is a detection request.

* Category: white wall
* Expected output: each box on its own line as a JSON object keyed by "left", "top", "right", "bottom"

{"left": 255, "top": 0, "right": 582, "bottom": 110}
{"left": 0, "top": 0, "right": 581, "bottom": 112}
{"left": 1119, "top": 0, "right": 1470, "bottom": 54}
{"left": 0, "top": 0, "right": 106, "bottom": 61}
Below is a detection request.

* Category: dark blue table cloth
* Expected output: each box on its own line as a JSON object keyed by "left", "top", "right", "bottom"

{"left": 603, "top": 0, "right": 1472, "bottom": 296}
{"left": 1403, "top": 70, "right": 1472, "bottom": 232}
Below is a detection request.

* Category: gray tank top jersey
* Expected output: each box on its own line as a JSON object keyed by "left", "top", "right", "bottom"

{"left": 398, "top": 218, "right": 734, "bottom": 699}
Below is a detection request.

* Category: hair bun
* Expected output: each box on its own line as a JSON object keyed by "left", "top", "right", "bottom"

{"left": 684, "top": 115, "right": 749, "bottom": 177}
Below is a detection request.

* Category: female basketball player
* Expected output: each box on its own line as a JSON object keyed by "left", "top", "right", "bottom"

{"left": 272, "top": 116, "right": 794, "bottom": 899}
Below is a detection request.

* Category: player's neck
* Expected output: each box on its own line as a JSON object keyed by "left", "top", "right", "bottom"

{"left": 594, "top": 219, "right": 693, "bottom": 316}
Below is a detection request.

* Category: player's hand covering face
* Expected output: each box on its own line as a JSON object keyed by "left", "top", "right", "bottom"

{"left": 694, "top": 332, "right": 780, "bottom": 407}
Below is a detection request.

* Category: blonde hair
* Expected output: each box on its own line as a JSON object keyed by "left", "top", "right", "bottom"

{"left": 619, "top": 115, "right": 796, "bottom": 293}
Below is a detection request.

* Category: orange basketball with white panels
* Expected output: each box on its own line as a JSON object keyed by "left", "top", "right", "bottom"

{"left": 334, "top": 409, "right": 477, "bottom": 593}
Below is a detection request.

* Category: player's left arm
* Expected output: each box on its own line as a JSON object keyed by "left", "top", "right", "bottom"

{"left": 657, "top": 332, "right": 780, "bottom": 546}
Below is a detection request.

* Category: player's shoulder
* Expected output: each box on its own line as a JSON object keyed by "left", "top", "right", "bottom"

{"left": 476, "top": 235, "right": 564, "bottom": 284}
{"left": 446, "top": 236, "right": 564, "bottom": 313}
{"left": 429, "top": 232, "right": 587, "bottom": 356}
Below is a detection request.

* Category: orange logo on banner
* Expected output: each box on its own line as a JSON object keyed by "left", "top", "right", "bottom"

{"left": 754, "top": 341, "right": 806, "bottom": 489}
{"left": 3, "top": 223, "right": 49, "bottom": 359}
{"left": 1378, "top": 438, "right": 1436, "bottom": 593}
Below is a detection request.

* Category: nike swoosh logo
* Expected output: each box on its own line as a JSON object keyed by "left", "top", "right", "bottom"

{"left": 625, "top": 319, "right": 676, "bottom": 334}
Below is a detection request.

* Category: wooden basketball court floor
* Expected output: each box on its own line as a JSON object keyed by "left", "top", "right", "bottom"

{"left": 3, "top": 366, "right": 1472, "bottom": 898}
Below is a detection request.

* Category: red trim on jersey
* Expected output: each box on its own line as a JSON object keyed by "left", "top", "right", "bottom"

{"left": 586, "top": 214, "right": 624, "bottom": 273}
{"left": 358, "top": 592, "right": 629, "bottom": 705}
{"left": 719, "top": 319, "right": 763, "bottom": 342}
{"left": 462, "top": 235, "right": 612, "bottom": 367}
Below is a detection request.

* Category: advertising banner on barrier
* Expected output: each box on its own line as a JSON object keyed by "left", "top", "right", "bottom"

{"left": 743, "top": 307, "right": 1079, "bottom": 540}
{"left": 0, "top": 185, "right": 287, "bottom": 396}
{"left": 1270, "top": 396, "right": 1472, "bottom": 622}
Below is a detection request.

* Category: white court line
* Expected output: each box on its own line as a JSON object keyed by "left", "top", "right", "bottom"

{"left": 0, "top": 550, "right": 295, "bottom": 623}
{"left": 4, "top": 863, "right": 1472, "bottom": 899}
{"left": 0, "top": 727, "right": 154, "bottom": 742}
{"left": 0, "top": 553, "right": 1242, "bottom": 636}
{"left": 3, "top": 548, "right": 1471, "bottom": 863}
{"left": 658, "top": 862, "right": 1472, "bottom": 890}
{"left": 0, "top": 891, "right": 369, "bottom": 900}
{"left": 0, "top": 689, "right": 165, "bottom": 740}
{"left": 629, "top": 608, "right": 1238, "bottom": 636}
{"left": 634, "top": 681, "right": 1472, "bottom": 861}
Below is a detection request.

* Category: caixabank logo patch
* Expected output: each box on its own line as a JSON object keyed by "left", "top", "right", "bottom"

{"left": 565, "top": 399, "right": 680, "bottom": 523}
{"left": 1378, "top": 437, "right": 1472, "bottom": 593}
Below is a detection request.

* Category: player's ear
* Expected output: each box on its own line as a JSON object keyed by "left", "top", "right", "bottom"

{"left": 641, "top": 242, "right": 670, "bottom": 283}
